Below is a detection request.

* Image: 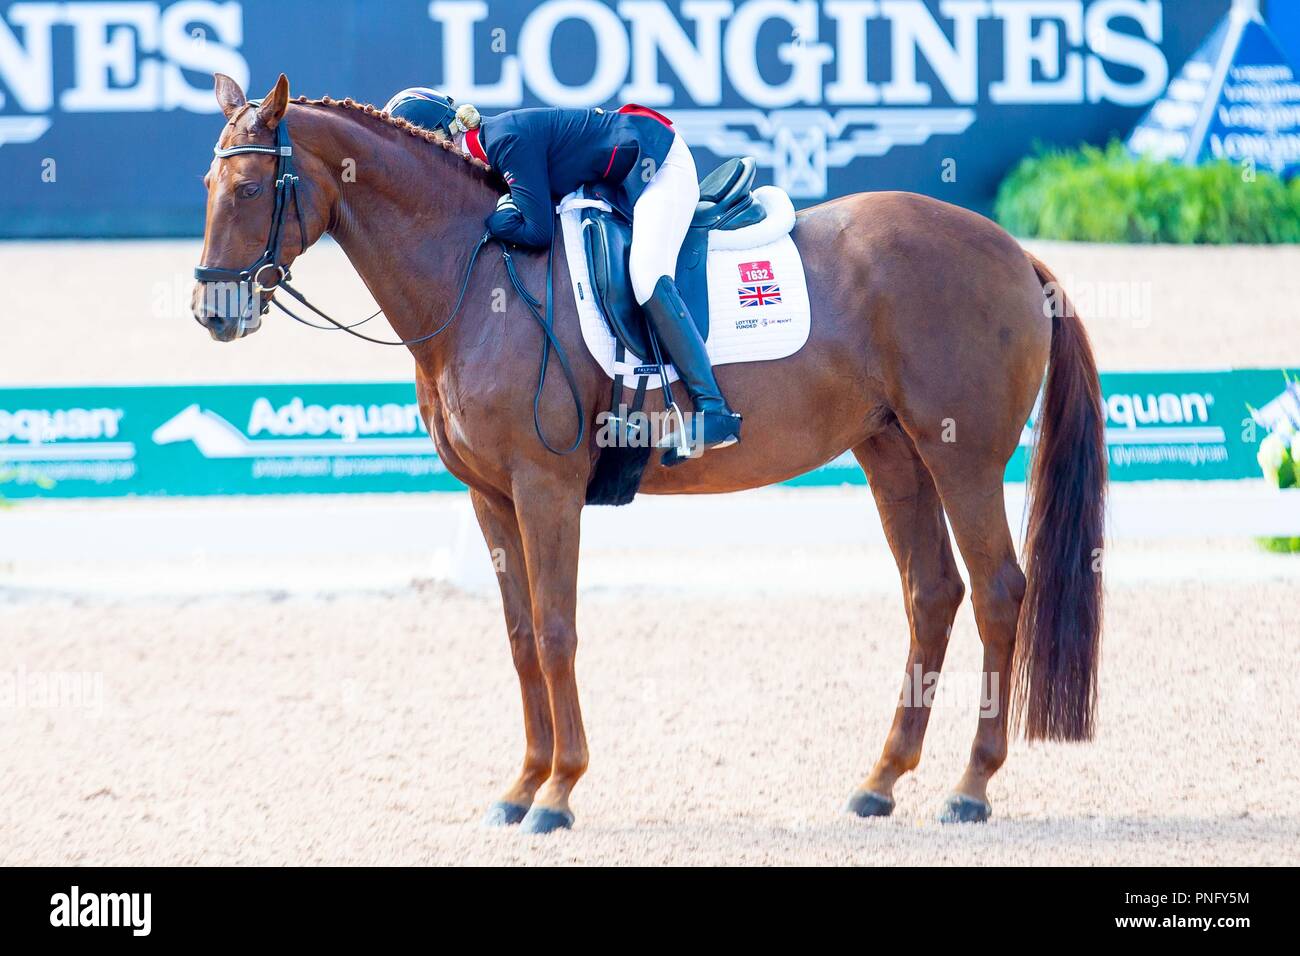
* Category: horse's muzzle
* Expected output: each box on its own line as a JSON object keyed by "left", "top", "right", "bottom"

{"left": 191, "top": 280, "right": 265, "bottom": 342}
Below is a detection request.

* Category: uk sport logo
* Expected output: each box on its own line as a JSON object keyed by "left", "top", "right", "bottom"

{"left": 737, "top": 260, "right": 781, "bottom": 308}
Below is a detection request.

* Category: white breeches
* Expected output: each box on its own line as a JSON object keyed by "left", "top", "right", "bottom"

{"left": 629, "top": 134, "right": 699, "bottom": 305}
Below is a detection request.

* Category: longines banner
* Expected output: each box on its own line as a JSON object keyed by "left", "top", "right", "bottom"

{"left": 0, "top": 0, "right": 1230, "bottom": 237}
{"left": 0, "top": 370, "right": 1294, "bottom": 498}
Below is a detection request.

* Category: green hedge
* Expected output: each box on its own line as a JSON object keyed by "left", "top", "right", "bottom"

{"left": 1258, "top": 536, "right": 1300, "bottom": 554}
{"left": 995, "top": 141, "right": 1300, "bottom": 244}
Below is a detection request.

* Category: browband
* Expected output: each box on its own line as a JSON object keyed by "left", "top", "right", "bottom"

{"left": 213, "top": 143, "right": 291, "bottom": 158}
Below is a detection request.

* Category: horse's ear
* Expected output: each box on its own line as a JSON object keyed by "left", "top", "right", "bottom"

{"left": 213, "top": 73, "right": 246, "bottom": 119}
{"left": 258, "top": 74, "right": 290, "bottom": 130}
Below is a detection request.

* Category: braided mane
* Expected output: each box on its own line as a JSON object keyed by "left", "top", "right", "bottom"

{"left": 289, "top": 94, "right": 505, "bottom": 189}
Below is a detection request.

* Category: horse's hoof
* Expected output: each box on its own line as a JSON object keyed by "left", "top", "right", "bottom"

{"left": 519, "top": 805, "right": 574, "bottom": 834}
{"left": 939, "top": 794, "right": 992, "bottom": 824}
{"left": 482, "top": 801, "right": 531, "bottom": 828}
{"left": 846, "top": 790, "right": 895, "bottom": 818}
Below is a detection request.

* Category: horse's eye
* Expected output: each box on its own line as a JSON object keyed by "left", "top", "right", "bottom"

{"left": 238, "top": 182, "right": 262, "bottom": 199}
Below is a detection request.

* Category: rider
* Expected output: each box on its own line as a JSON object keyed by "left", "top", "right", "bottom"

{"left": 382, "top": 88, "right": 742, "bottom": 455}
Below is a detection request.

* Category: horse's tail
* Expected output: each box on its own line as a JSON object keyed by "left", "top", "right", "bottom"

{"left": 1013, "top": 253, "right": 1107, "bottom": 742}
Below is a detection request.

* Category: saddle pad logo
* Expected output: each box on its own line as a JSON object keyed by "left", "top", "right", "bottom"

{"left": 737, "top": 260, "right": 781, "bottom": 308}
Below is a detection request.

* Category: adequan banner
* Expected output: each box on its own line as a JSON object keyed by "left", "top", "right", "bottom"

{"left": 800, "top": 368, "right": 1300, "bottom": 486}
{"left": 0, "top": 383, "right": 462, "bottom": 498}
{"left": 1, "top": 370, "right": 1297, "bottom": 498}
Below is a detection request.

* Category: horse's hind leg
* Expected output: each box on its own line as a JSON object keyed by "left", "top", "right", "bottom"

{"left": 470, "top": 488, "right": 556, "bottom": 827}
{"left": 922, "top": 464, "right": 1025, "bottom": 824}
{"left": 847, "top": 425, "right": 965, "bottom": 817}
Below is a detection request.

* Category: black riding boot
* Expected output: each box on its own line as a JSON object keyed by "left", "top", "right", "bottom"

{"left": 641, "top": 275, "right": 742, "bottom": 463}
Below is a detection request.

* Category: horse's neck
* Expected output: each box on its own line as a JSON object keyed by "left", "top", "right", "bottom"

{"left": 307, "top": 109, "right": 498, "bottom": 350}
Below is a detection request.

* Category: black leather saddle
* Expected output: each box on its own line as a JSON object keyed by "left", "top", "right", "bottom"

{"left": 579, "top": 156, "right": 766, "bottom": 364}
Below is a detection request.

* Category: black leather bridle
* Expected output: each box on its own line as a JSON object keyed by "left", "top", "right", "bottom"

{"left": 195, "top": 114, "right": 587, "bottom": 454}
{"left": 194, "top": 116, "right": 305, "bottom": 334}
{"left": 194, "top": 113, "right": 472, "bottom": 344}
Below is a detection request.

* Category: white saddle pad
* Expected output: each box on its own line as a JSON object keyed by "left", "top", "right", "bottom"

{"left": 558, "top": 187, "right": 811, "bottom": 387}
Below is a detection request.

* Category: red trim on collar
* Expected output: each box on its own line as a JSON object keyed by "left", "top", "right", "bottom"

{"left": 617, "top": 104, "right": 673, "bottom": 128}
{"left": 464, "top": 126, "right": 487, "bottom": 163}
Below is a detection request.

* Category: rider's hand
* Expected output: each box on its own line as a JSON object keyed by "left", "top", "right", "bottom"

{"left": 486, "top": 193, "right": 520, "bottom": 239}
{"left": 485, "top": 189, "right": 549, "bottom": 248}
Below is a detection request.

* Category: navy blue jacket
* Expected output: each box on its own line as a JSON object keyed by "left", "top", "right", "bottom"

{"left": 471, "top": 106, "right": 676, "bottom": 248}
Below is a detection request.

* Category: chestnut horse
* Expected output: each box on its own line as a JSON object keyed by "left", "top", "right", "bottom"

{"left": 194, "top": 75, "right": 1105, "bottom": 833}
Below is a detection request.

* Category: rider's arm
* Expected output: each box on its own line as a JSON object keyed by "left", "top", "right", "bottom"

{"left": 483, "top": 135, "right": 553, "bottom": 249}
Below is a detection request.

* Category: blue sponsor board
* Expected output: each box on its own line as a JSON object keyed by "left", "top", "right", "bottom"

{"left": 1, "top": 370, "right": 1295, "bottom": 498}
{"left": 1129, "top": 1, "right": 1300, "bottom": 177}
{"left": 1273, "top": 1, "right": 1300, "bottom": 66}
{"left": 0, "top": 0, "right": 1229, "bottom": 237}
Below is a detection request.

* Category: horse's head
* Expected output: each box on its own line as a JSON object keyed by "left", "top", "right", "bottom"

{"left": 192, "top": 73, "right": 327, "bottom": 342}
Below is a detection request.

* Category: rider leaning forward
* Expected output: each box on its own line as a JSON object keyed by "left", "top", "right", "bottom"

{"left": 382, "top": 88, "right": 743, "bottom": 455}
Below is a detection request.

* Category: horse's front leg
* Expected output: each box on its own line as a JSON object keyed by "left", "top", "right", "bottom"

{"left": 511, "top": 474, "right": 588, "bottom": 834}
{"left": 470, "top": 488, "right": 555, "bottom": 827}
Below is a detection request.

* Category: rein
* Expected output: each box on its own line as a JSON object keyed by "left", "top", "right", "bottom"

{"left": 196, "top": 116, "right": 585, "bottom": 455}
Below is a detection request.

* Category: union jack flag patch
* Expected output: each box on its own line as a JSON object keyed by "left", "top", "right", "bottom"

{"left": 737, "top": 259, "right": 781, "bottom": 307}
{"left": 738, "top": 283, "right": 781, "bottom": 307}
